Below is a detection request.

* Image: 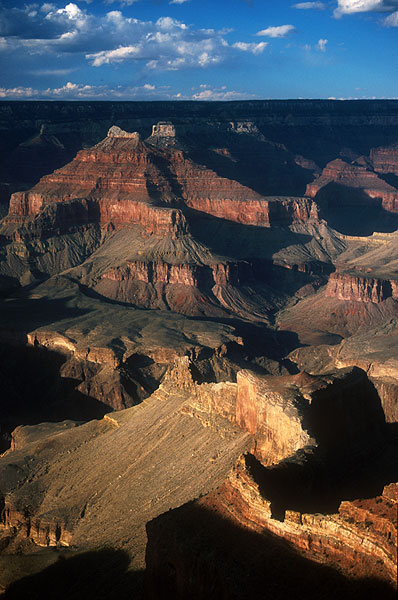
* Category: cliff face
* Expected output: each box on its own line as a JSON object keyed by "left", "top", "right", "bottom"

{"left": 0, "top": 124, "right": 333, "bottom": 321}
{"left": 144, "top": 360, "right": 396, "bottom": 599}
{"left": 1, "top": 103, "right": 398, "bottom": 597}
{"left": 3, "top": 100, "right": 398, "bottom": 215}
{"left": 325, "top": 271, "right": 397, "bottom": 303}
{"left": 145, "top": 484, "right": 397, "bottom": 600}
{"left": 183, "top": 195, "right": 318, "bottom": 225}
{"left": 6, "top": 127, "right": 318, "bottom": 233}
{"left": 235, "top": 367, "right": 385, "bottom": 465}
{"left": 94, "top": 260, "right": 256, "bottom": 316}
{"left": 370, "top": 144, "right": 398, "bottom": 174}
{"left": 306, "top": 159, "right": 398, "bottom": 212}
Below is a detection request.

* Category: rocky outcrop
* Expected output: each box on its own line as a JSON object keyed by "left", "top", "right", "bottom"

{"left": 235, "top": 367, "right": 385, "bottom": 465}
{"left": 107, "top": 126, "right": 141, "bottom": 139}
{"left": 145, "top": 361, "right": 396, "bottom": 596}
{"left": 4, "top": 125, "right": 320, "bottom": 237}
{"left": 325, "top": 271, "right": 397, "bottom": 303}
{"left": 306, "top": 159, "right": 398, "bottom": 212}
{"left": 145, "top": 462, "right": 397, "bottom": 599}
{"left": 99, "top": 259, "right": 252, "bottom": 289}
{"left": 183, "top": 196, "right": 319, "bottom": 226}
{"left": 94, "top": 259, "right": 256, "bottom": 314}
{"left": 370, "top": 144, "right": 398, "bottom": 174}
{"left": 0, "top": 362, "right": 251, "bottom": 587}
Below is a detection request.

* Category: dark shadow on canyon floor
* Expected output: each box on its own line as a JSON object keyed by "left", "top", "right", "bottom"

{"left": 1, "top": 548, "right": 144, "bottom": 600}
{"left": 245, "top": 419, "right": 398, "bottom": 518}
{"left": 0, "top": 343, "right": 113, "bottom": 452}
{"left": 315, "top": 182, "right": 398, "bottom": 236}
{"left": 145, "top": 501, "right": 396, "bottom": 600}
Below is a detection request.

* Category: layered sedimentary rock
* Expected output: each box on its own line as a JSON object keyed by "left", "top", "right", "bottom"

{"left": 325, "top": 271, "right": 397, "bottom": 303}
{"left": 0, "top": 124, "right": 337, "bottom": 321}
{"left": 0, "top": 272, "right": 252, "bottom": 454}
{"left": 0, "top": 358, "right": 251, "bottom": 584}
{"left": 183, "top": 195, "right": 318, "bottom": 225}
{"left": 144, "top": 360, "right": 396, "bottom": 599}
{"left": 1, "top": 103, "right": 398, "bottom": 598}
{"left": 370, "top": 144, "right": 398, "bottom": 174}
{"left": 306, "top": 159, "right": 398, "bottom": 212}
{"left": 144, "top": 461, "right": 397, "bottom": 599}
{"left": 235, "top": 367, "right": 385, "bottom": 465}
{"left": 5, "top": 125, "right": 319, "bottom": 238}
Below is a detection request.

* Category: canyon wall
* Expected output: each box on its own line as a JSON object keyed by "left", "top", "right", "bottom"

{"left": 325, "top": 272, "right": 398, "bottom": 303}
{"left": 306, "top": 159, "right": 398, "bottom": 213}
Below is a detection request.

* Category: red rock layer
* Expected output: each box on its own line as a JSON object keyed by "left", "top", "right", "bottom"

{"left": 325, "top": 271, "right": 397, "bottom": 303}
{"left": 145, "top": 468, "right": 397, "bottom": 599}
{"left": 213, "top": 463, "right": 397, "bottom": 585}
{"left": 306, "top": 158, "right": 398, "bottom": 212}
{"left": 100, "top": 260, "right": 252, "bottom": 288}
{"left": 6, "top": 126, "right": 319, "bottom": 238}
{"left": 182, "top": 195, "right": 318, "bottom": 226}
{"left": 6, "top": 194, "right": 188, "bottom": 238}
{"left": 93, "top": 260, "right": 258, "bottom": 317}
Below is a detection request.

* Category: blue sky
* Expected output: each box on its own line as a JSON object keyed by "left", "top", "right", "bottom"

{"left": 0, "top": 0, "right": 397, "bottom": 99}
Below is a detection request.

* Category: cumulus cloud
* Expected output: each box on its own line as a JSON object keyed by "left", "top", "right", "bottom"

{"left": 256, "top": 24, "right": 296, "bottom": 37}
{"left": 0, "top": 3, "right": 265, "bottom": 72}
{"left": 334, "top": 0, "right": 398, "bottom": 16}
{"left": 169, "top": 0, "right": 190, "bottom": 4}
{"left": 317, "top": 38, "right": 328, "bottom": 50}
{"left": 293, "top": 2, "right": 326, "bottom": 8}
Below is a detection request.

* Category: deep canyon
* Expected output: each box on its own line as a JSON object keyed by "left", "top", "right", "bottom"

{"left": 0, "top": 100, "right": 397, "bottom": 599}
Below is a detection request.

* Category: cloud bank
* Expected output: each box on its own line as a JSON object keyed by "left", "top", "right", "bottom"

{"left": 0, "top": 3, "right": 267, "bottom": 72}
{"left": 0, "top": 81, "right": 252, "bottom": 101}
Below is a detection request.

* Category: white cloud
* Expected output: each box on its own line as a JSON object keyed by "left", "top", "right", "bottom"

{"left": 0, "top": 86, "right": 40, "bottom": 98}
{"left": 0, "top": 82, "right": 255, "bottom": 101}
{"left": 88, "top": 45, "right": 141, "bottom": 66}
{"left": 0, "top": 82, "right": 172, "bottom": 100}
{"left": 256, "top": 24, "right": 296, "bottom": 37}
{"left": 334, "top": 0, "right": 398, "bottom": 16}
{"left": 169, "top": 0, "right": 190, "bottom": 4}
{"left": 293, "top": 2, "right": 326, "bottom": 8}
{"left": 384, "top": 9, "right": 398, "bottom": 22}
{"left": 317, "top": 38, "right": 328, "bottom": 51}
{"left": 0, "top": 4, "right": 263, "bottom": 72}
{"left": 190, "top": 86, "right": 254, "bottom": 100}
{"left": 232, "top": 41, "right": 268, "bottom": 54}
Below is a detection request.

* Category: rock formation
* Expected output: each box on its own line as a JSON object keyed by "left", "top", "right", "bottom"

{"left": 306, "top": 158, "right": 398, "bottom": 212}
{"left": 325, "top": 271, "right": 397, "bottom": 303}
{"left": 370, "top": 143, "right": 398, "bottom": 174}
{"left": 0, "top": 103, "right": 397, "bottom": 598}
